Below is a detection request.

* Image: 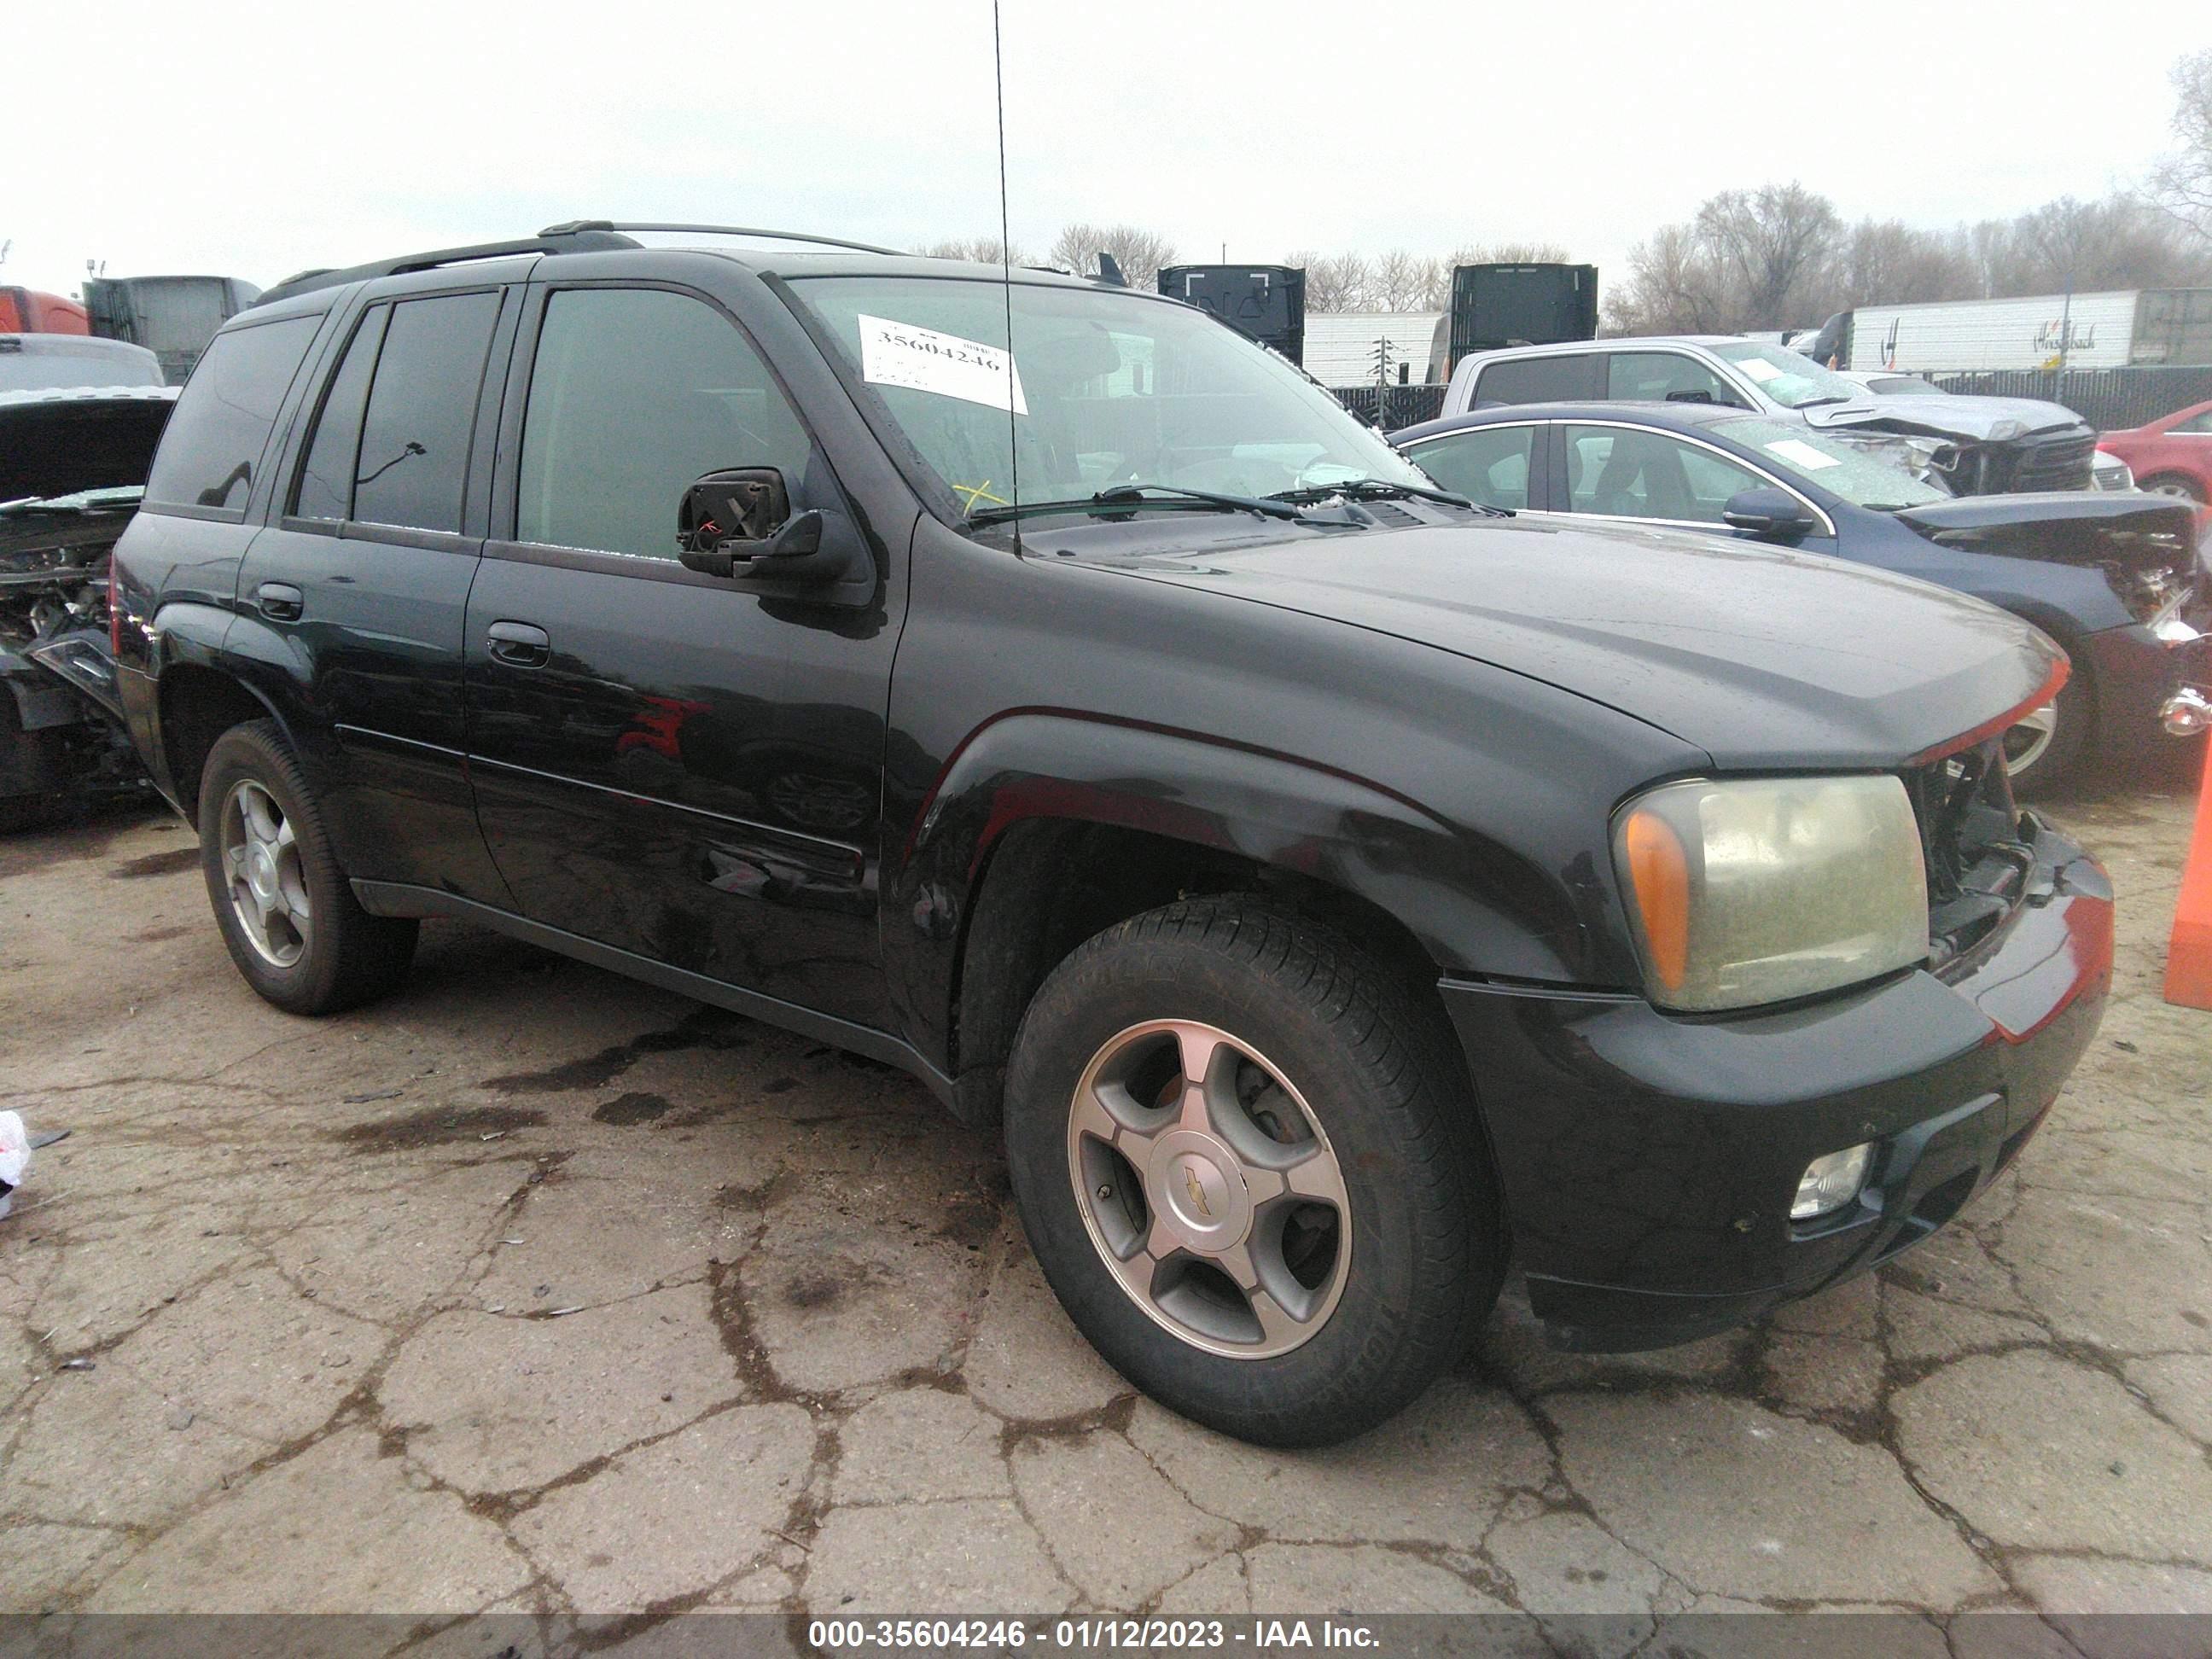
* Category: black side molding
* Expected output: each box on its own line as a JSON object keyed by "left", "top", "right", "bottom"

{"left": 350, "top": 879, "right": 955, "bottom": 1108}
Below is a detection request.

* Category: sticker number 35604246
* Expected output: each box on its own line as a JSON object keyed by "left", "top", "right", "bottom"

{"left": 858, "top": 313, "right": 1028, "bottom": 415}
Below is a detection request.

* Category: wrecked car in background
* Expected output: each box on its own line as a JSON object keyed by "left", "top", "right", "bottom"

{"left": 1393, "top": 399, "right": 2211, "bottom": 792}
{"left": 1443, "top": 336, "right": 2102, "bottom": 495}
{"left": 1, "top": 335, "right": 175, "bottom": 829}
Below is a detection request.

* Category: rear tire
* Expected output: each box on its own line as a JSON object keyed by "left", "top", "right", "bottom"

{"left": 197, "top": 719, "right": 417, "bottom": 1013}
{"left": 1003, "top": 897, "right": 1503, "bottom": 1447}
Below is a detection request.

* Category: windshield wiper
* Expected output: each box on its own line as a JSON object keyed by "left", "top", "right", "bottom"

{"left": 1267, "top": 478, "right": 1511, "bottom": 517}
{"left": 968, "top": 484, "right": 1312, "bottom": 527}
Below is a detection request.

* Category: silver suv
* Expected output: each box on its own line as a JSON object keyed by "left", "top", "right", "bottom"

{"left": 1441, "top": 335, "right": 2098, "bottom": 494}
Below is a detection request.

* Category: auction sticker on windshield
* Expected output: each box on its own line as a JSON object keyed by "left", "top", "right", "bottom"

{"left": 859, "top": 315, "right": 1028, "bottom": 415}
{"left": 1766, "top": 438, "right": 1841, "bottom": 471}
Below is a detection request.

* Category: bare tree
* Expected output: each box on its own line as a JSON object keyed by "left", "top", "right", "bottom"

{"left": 1604, "top": 223, "right": 1732, "bottom": 334}
{"left": 914, "top": 237, "right": 1024, "bottom": 265}
{"left": 1827, "top": 220, "right": 1978, "bottom": 311}
{"left": 1691, "top": 183, "right": 1841, "bottom": 329}
{"left": 1293, "top": 252, "right": 1373, "bottom": 312}
{"left": 1046, "top": 224, "right": 1176, "bottom": 290}
{"left": 1369, "top": 249, "right": 1434, "bottom": 311}
{"left": 2153, "top": 48, "right": 2212, "bottom": 247}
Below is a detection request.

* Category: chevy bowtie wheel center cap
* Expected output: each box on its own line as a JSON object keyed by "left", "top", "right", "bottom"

{"left": 1148, "top": 1130, "right": 1251, "bottom": 1250}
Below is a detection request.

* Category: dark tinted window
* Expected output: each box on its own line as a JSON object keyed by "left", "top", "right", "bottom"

{"left": 1406, "top": 425, "right": 1536, "bottom": 509}
{"left": 293, "top": 306, "right": 389, "bottom": 521}
{"left": 143, "top": 317, "right": 319, "bottom": 513}
{"left": 1473, "top": 352, "right": 1602, "bottom": 405}
{"left": 516, "top": 288, "right": 811, "bottom": 560}
{"left": 1606, "top": 351, "right": 1740, "bottom": 406}
{"left": 352, "top": 291, "right": 501, "bottom": 534}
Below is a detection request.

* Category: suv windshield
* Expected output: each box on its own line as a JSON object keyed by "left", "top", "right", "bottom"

{"left": 784, "top": 276, "right": 1429, "bottom": 515}
{"left": 1711, "top": 416, "right": 1949, "bottom": 509}
{"left": 1708, "top": 342, "right": 1866, "bottom": 411}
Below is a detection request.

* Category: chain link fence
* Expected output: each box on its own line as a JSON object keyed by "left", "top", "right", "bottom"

{"left": 1327, "top": 384, "right": 1450, "bottom": 432}
{"left": 1918, "top": 367, "right": 2212, "bottom": 432}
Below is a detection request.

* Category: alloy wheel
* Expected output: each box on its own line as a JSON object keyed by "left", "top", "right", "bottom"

{"left": 1066, "top": 1019, "right": 1350, "bottom": 1359}
{"left": 219, "top": 779, "right": 311, "bottom": 968}
{"left": 2003, "top": 700, "right": 2058, "bottom": 778}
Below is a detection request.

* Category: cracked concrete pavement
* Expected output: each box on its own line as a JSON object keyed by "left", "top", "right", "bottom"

{"left": 3, "top": 769, "right": 2209, "bottom": 1638}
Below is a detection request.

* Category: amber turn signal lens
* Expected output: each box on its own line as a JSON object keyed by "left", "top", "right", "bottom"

{"left": 1621, "top": 807, "right": 1691, "bottom": 993}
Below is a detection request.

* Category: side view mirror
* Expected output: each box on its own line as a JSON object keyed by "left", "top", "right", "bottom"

{"left": 677, "top": 469, "right": 860, "bottom": 587}
{"left": 1721, "top": 486, "right": 1817, "bottom": 543}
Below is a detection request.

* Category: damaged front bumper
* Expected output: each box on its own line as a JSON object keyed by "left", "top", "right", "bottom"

{"left": 1439, "top": 808, "right": 2110, "bottom": 1352}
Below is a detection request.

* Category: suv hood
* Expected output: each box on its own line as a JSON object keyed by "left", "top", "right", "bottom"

{"left": 1806, "top": 393, "right": 2085, "bottom": 444}
{"left": 1086, "top": 515, "right": 2058, "bottom": 771}
{"left": 1894, "top": 491, "right": 2199, "bottom": 573}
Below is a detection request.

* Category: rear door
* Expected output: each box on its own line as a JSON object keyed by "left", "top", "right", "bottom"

{"left": 236, "top": 283, "right": 516, "bottom": 903}
{"left": 464, "top": 274, "right": 901, "bottom": 1028}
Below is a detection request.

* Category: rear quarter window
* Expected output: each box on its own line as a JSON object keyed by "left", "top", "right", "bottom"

{"left": 1474, "top": 352, "right": 1603, "bottom": 405}
{"left": 143, "top": 316, "right": 320, "bottom": 515}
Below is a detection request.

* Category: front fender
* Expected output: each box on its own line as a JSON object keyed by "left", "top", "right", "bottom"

{"left": 885, "top": 710, "right": 1592, "bottom": 1069}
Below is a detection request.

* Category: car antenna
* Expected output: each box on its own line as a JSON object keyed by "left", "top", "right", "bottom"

{"left": 992, "top": 0, "right": 1020, "bottom": 554}
{"left": 1095, "top": 252, "right": 1126, "bottom": 288}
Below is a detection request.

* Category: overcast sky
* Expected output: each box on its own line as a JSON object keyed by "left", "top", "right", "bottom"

{"left": 6, "top": 0, "right": 2200, "bottom": 300}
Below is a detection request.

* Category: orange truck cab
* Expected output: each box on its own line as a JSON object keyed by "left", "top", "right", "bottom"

{"left": 0, "top": 288, "right": 91, "bottom": 335}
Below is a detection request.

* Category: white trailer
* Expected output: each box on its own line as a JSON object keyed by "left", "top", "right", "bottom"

{"left": 1301, "top": 311, "right": 1442, "bottom": 386}
{"left": 1842, "top": 288, "right": 2212, "bottom": 373}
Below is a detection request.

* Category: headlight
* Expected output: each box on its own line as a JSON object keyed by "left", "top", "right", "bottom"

{"left": 1614, "top": 776, "right": 1929, "bottom": 1012}
{"left": 1988, "top": 419, "right": 2028, "bottom": 442}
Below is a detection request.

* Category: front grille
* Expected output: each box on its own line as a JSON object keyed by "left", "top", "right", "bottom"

{"left": 2004, "top": 431, "right": 2095, "bottom": 492}
{"left": 1901, "top": 736, "right": 2031, "bottom": 972}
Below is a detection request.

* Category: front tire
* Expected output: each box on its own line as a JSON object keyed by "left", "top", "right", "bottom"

{"left": 2003, "top": 663, "right": 2093, "bottom": 798}
{"left": 2139, "top": 473, "right": 2206, "bottom": 505}
{"left": 197, "top": 719, "right": 417, "bottom": 1014}
{"left": 1003, "top": 898, "right": 1502, "bottom": 1447}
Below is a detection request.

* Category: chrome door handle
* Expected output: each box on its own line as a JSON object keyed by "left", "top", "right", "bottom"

{"left": 486, "top": 620, "right": 550, "bottom": 667}
{"left": 256, "top": 582, "right": 304, "bottom": 621}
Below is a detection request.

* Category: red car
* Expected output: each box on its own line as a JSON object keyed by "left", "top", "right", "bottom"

{"left": 2099, "top": 399, "right": 2212, "bottom": 505}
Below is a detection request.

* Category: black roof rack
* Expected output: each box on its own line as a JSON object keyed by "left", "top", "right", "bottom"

{"left": 255, "top": 226, "right": 640, "bottom": 307}
{"left": 544, "top": 220, "right": 903, "bottom": 255}
{"left": 253, "top": 220, "right": 905, "bottom": 310}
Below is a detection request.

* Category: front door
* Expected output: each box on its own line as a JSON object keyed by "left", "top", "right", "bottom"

{"left": 464, "top": 280, "right": 901, "bottom": 1029}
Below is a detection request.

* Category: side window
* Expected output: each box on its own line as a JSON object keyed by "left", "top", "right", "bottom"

{"left": 1473, "top": 353, "right": 1602, "bottom": 405}
{"left": 1675, "top": 445, "right": 1771, "bottom": 520}
{"left": 516, "top": 288, "right": 812, "bottom": 561}
{"left": 292, "top": 306, "right": 389, "bottom": 521}
{"left": 2174, "top": 410, "right": 2212, "bottom": 434}
{"left": 352, "top": 291, "right": 502, "bottom": 534}
{"left": 143, "top": 316, "right": 320, "bottom": 513}
{"left": 1406, "top": 426, "right": 1535, "bottom": 510}
{"left": 1606, "top": 352, "right": 1740, "bottom": 407}
{"left": 1564, "top": 425, "right": 1767, "bottom": 524}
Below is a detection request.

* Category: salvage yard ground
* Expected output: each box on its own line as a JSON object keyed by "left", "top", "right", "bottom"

{"left": 2, "top": 767, "right": 2209, "bottom": 1641}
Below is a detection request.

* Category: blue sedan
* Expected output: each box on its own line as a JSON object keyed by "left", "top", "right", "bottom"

{"left": 1391, "top": 400, "right": 2210, "bottom": 793}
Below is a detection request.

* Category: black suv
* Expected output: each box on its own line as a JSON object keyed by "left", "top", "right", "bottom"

{"left": 112, "top": 223, "right": 2113, "bottom": 1447}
